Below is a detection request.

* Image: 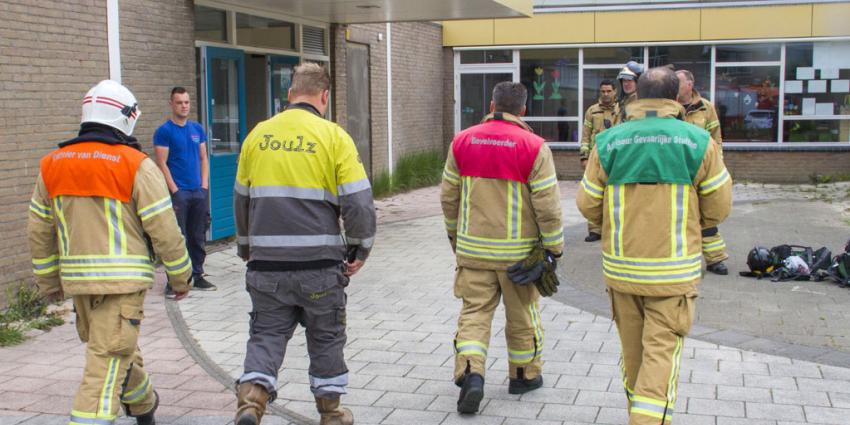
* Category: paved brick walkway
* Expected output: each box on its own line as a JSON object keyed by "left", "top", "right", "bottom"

{"left": 178, "top": 183, "right": 850, "bottom": 425}
{"left": 4, "top": 182, "right": 850, "bottom": 425}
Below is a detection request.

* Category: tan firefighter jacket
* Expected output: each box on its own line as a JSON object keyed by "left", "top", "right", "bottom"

{"left": 580, "top": 101, "right": 617, "bottom": 160}
{"left": 29, "top": 140, "right": 192, "bottom": 296}
{"left": 576, "top": 99, "right": 732, "bottom": 296}
{"left": 441, "top": 112, "right": 564, "bottom": 271}
{"left": 613, "top": 91, "right": 637, "bottom": 125}
{"left": 683, "top": 91, "right": 723, "bottom": 144}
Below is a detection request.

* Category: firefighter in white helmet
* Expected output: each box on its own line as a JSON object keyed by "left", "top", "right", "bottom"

{"left": 28, "top": 80, "right": 192, "bottom": 425}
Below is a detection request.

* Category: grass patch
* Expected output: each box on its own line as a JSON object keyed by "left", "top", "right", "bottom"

{"left": 0, "top": 284, "right": 65, "bottom": 347}
{"left": 372, "top": 150, "right": 445, "bottom": 198}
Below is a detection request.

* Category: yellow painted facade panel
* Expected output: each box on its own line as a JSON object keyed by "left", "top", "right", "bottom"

{"left": 701, "top": 5, "right": 812, "bottom": 39}
{"left": 594, "top": 9, "right": 700, "bottom": 42}
{"left": 493, "top": 13, "right": 594, "bottom": 45}
{"left": 812, "top": 3, "right": 850, "bottom": 37}
{"left": 442, "top": 20, "right": 495, "bottom": 46}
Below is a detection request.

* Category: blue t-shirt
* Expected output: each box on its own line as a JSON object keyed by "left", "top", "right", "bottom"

{"left": 153, "top": 120, "right": 207, "bottom": 190}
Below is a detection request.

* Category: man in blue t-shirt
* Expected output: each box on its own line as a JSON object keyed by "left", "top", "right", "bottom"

{"left": 154, "top": 87, "right": 216, "bottom": 294}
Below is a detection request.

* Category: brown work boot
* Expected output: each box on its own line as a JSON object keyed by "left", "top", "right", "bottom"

{"left": 235, "top": 382, "right": 270, "bottom": 425}
{"left": 316, "top": 397, "right": 354, "bottom": 425}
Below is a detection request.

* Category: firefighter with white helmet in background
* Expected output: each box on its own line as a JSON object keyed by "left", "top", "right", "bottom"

{"left": 28, "top": 80, "right": 192, "bottom": 425}
{"left": 614, "top": 61, "right": 644, "bottom": 125}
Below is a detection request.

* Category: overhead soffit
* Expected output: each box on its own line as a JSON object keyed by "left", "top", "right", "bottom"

{"left": 221, "top": 0, "right": 533, "bottom": 24}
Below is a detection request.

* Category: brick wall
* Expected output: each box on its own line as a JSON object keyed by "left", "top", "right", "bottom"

{"left": 0, "top": 0, "right": 110, "bottom": 299}
{"left": 332, "top": 22, "right": 448, "bottom": 177}
{"left": 389, "top": 22, "right": 445, "bottom": 160}
{"left": 331, "top": 23, "right": 389, "bottom": 177}
{"left": 120, "top": 0, "right": 198, "bottom": 152}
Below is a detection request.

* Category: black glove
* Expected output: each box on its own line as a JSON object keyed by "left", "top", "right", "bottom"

{"left": 507, "top": 246, "right": 558, "bottom": 290}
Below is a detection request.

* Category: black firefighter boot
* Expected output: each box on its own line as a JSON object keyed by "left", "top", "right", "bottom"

{"left": 706, "top": 261, "right": 729, "bottom": 275}
{"left": 235, "top": 382, "right": 270, "bottom": 425}
{"left": 508, "top": 368, "right": 543, "bottom": 395}
{"left": 456, "top": 373, "right": 484, "bottom": 414}
{"left": 132, "top": 391, "right": 159, "bottom": 425}
{"left": 316, "top": 397, "right": 354, "bottom": 425}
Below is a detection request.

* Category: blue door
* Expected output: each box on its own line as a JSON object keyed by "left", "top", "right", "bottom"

{"left": 204, "top": 47, "right": 246, "bottom": 240}
{"left": 269, "top": 55, "right": 299, "bottom": 114}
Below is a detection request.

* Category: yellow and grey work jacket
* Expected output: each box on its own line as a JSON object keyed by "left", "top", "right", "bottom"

{"left": 28, "top": 139, "right": 192, "bottom": 296}
{"left": 577, "top": 99, "right": 732, "bottom": 296}
{"left": 441, "top": 112, "right": 564, "bottom": 270}
{"left": 682, "top": 91, "right": 723, "bottom": 144}
{"left": 580, "top": 101, "right": 617, "bottom": 160}
{"left": 234, "top": 103, "right": 376, "bottom": 266}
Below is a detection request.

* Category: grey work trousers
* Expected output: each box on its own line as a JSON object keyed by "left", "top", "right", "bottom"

{"left": 239, "top": 265, "right": 349, "bottom": 400}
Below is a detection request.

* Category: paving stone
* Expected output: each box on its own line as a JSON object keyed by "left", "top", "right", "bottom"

{"left": 537, "top": 404, "right": 599, "bottom": 422}
{"left": 373, "top": 391, "right": 436, "bottom": 410}
{"left": 746, "top": 402, "right": 805, "bottom": 421}
{"left": 688, "top": 398, "right": 745, "bottom": 417}
{"left": 772, "top": 389, "right": 831, "bottom": 406}
{"left": 743, "top": 375, "right": 798, "bottom": 390}
{"left": 380, "top": 408, "right": 447, "bottom": 424}
{"left": 718, "top": 385, "right": 772, "bottom": 402}
{"left": 802, "top": 406, "right": 850, "bottom": 424}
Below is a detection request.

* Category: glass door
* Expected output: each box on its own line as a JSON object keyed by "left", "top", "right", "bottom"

{"left": 458, "top": 73, "right": 513, "bottom": 132}
{"left": 204, "top": 46, "right": 246, "bottom": 240}
{"left": 269, "top": 55, "right": 299, "bottom": 114}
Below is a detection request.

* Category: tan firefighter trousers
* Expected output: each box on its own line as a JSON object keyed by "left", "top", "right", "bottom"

{"left": 609, "top": 288, "right": 697, "bottom": 425}
{"left": 453, "top": 267, "right": 544, "bottom": 383}
{"left": 71, "top": 291, "right": 156, "bottom": 424}
{"left": 702, "top": 233, "right": 728, "bottom": 266}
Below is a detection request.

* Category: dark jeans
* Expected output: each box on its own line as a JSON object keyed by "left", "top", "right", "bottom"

{"left": 171, "top": 188, "right": 209, "bottom": 277}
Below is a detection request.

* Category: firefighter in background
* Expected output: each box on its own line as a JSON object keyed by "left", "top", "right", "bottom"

{"left": 614, "top": 61, "right": 644, "bottom": 125}
{"left": 676, "top": 69, "right": 729, "bottom": 275}
{"left": 28, "top": 80, "right": 192, "bottom": 425}
{"left": 441, "top": 82, "right": 564, "bottom": 414}
{"left": 233, "top": 63, "right": 376, "bottom": 425}
{"left": 577, "top": 67, "right": 732, "bottom": 424}
{"left": 580, "top": 79, "right": 618, "bottom": 242}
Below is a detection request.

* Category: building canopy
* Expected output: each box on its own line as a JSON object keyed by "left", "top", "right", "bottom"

{"left": 208, "top": 0, "right": 532, "bottom": 23}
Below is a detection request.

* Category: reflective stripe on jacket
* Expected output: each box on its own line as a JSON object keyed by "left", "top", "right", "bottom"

{"left": 234, "top": 106, "right": 376, "bottom": 264}
{"left": 441, "top": 113, "right": 564, "bottom": 270}
{"left": 577, "top": 99, "right": 732, "bottom": 296}
{"left": 28, "top": 142, "right": 191, "bottom": 296}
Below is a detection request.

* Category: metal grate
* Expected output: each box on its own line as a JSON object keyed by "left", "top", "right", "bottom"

{"left": 303, "top": 26, "right": 327, "bottom": 56}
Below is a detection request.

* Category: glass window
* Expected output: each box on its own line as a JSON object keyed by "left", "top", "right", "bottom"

{"left": 520, "top": 49, "right": 579, "bottom": 118}
{"left": 528, "top": 121, "right": 577, "bottom": 142}
{"left": 716, "top": 43, "right": 780, "bottom": 62}
{"left": 649, "top": 45, "right": 711, "bottom": 96}
{"left": 460, "top": 50, "right": 513, "bottom": 64}
{"left": 783, "top": 42, "right": 850, "bottom": 142}
{"left": 209, "top": 57, "right": 241, "bottom": 154}
{"left": 195, "top": 5, "right": 228, "bottom": 43}
{"left": 236, "top": 13, "right": 296, "bottom": 51}
{"left": 583, "top": 68, "right": 620, "bottom": 116}
{"left": 785, "top": 120, "right": 850, "bottom": 143}
{"left": 583, "top": 47, "right": 643, "bottom": 65}
{"left": 460, "top": 73, "right": 513, "bottom": 131}
{"left": 714, "top": 66, "right": 781, "bottom": 142}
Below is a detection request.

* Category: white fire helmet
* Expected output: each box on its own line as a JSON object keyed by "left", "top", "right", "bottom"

{"left": 81, "top": 80, "right": 140, "bottom": 136}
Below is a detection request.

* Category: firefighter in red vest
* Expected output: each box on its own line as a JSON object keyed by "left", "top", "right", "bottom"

{"left": 441, "top": 82, "right": 564, "bottom": 414}
{"left": 28, "top": 80, "right": 192, "bottom": 425}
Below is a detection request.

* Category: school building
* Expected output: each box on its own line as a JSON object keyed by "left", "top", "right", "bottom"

{"left": 2, "top": 0, "right": 850, "bottom": 296}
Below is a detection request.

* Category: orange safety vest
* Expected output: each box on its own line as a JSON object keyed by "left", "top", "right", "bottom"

{"left": 40, "top": 142, "right": 146, "bottom": 202}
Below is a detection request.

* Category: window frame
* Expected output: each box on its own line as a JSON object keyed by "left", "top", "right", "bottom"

{"left": 454, "top": 36, "right": 850, "bottom": 148}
